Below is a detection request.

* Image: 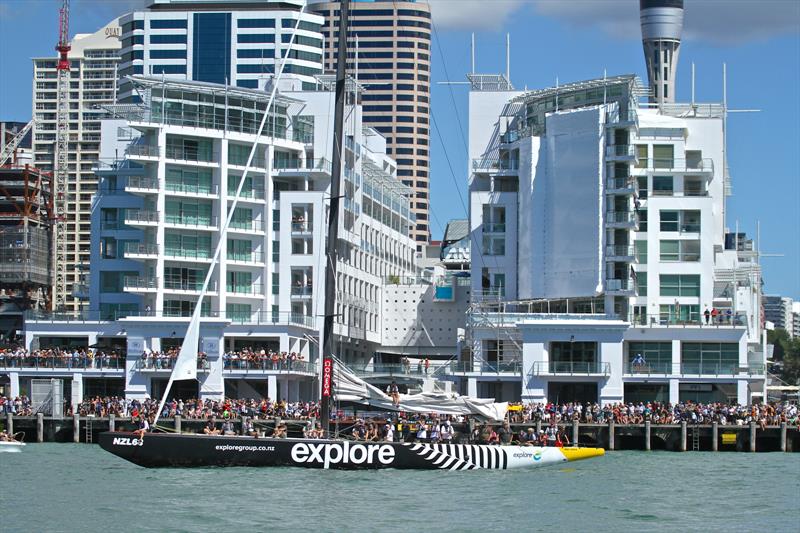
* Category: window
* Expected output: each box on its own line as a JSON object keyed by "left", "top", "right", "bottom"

{"left": 150, "top": 49, "right": 186, "bottom": 59}
{"left": 684, "top": 177, "right": 704, "bottom": 196}
{"left": 660, "top": 304, "right": 701, "bottom": 324}
{"left": 152, "top": 64, "right": 186, "bottom": 74}
{"left": 150, "top": 19, "right": 187, "bottom": 29}
{"left": 652, "top": 176, "right": 673, "bottom": 196}
{"left": 628, "top": 342, "right": 672, "bottom": 370}
{"left": 660, "top": 210, "right": 679, "bottom": 232}
{"left": 482, "top": 205, "right": 506, "bottom": 233}
{"left": 634, "top": 240, "right": 648, "bottom": 263}
{"left": 681, "top": 343, "right": 739, "bottom": 374}
{"left": 237, "top": 33, "right": 275, "bottom": 43}
{"left": 150, "top": 34, "right": 186, "bottom": 44}
{"left": 482, "top": 235, "right": 505, "bottom": 256}
{"left": 660, "top": 240, "right": 700, "bottom": 262}
{"left": 652, "top": 144, "right": 674, "bottom": 169}
{"left": 681, "top": 210, "right": 701, "bottom": 233}
{"left": 660, "top": 274, "right": 700, "bottom": 297}
{"left": 238, "top": 18, "right": 276, "bottom": 28}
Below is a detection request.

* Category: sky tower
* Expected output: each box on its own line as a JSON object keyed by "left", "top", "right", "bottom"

{"left": 640, "top": 0, "right": 684, "bottom": 106}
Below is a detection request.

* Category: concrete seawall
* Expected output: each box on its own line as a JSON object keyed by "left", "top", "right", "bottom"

{"left": 3, "top": 414, "right": 798, "bottom": 452}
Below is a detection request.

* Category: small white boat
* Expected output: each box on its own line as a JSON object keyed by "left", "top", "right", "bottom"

{"left": 0, "top": 441, "right": 25, "bottom": 453}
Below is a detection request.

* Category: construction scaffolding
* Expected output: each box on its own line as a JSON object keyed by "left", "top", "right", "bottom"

{"left": 0, "top": 164, "right": 53, "bottom": 340}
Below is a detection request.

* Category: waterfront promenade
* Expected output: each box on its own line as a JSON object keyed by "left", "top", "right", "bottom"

{"left": 4, "top": 413, "right": 797, "bottom": 452}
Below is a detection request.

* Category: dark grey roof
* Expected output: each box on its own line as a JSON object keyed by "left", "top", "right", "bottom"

{"left": 442, "top": 219, "right": 469, "bottom": 245}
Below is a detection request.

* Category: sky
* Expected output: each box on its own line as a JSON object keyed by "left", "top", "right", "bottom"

{"left": 0, "top": 0, "right": 798, "bottom": 299}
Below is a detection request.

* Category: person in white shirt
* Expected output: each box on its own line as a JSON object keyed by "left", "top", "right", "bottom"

{"left": 383, "top": 423, "right": 394, "bottom": 442}
{"left": 440, "top": 420, "right": 454, "bottom": 442}
{"left": 416, "top": 422, "right": 428, "bottom": 442}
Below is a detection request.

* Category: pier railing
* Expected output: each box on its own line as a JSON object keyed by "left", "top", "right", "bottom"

{"left": 0, "top": 356, "right": 124, "bottom": 371}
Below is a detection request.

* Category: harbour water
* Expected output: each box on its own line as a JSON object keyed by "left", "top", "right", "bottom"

{"left": 3, "top": 444, "right": 798, "bottom": 532}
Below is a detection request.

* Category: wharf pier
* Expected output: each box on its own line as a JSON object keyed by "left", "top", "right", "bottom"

{"left": 3, "top": 414, "right": 798, "bottom": 452}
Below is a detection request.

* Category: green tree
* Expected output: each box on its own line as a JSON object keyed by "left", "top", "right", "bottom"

{"left": 767, "top": 328, "right": 789, "bottom": 361}
{"left": 781, "top": 337, "right": 800, "bottom": 385}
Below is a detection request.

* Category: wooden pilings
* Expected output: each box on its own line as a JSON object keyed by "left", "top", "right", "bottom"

{"left": 572, "top": 420, "right": 579, "bottom": 445}
{"left": 645, "top": 420, "right": 651, "bottom": 451}
{"left": 73, "top": 414, "right": 80, "bottom": 443}
{"left": 780, "top": 422, "right": 787, "bottom": 452}
{"left": 175, "top": 415, "right": 182, "bottom": 434}
{"left": 750, "top": 422, "right": 757, "bottom": 452}
{"left": 5, "top": 413, "right": 12, "bottom": 435}
{"left": 36, "top": 413, "right": 44, "bottom": 443}
{"left": 712, "top": 421, "right": 719, "bottom": 452}
{"left": 608, "top": 419, "right": 615, "bottom": 451}
{"left": 109, "top": 414, "right": 115, "bottom": 432}
{"left": 680, "top": 421, "right": 687, "bottom": 452}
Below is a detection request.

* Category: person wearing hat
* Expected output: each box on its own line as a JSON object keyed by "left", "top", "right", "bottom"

{"left": 440, "top": 420, "right": 454, "bottom": 443}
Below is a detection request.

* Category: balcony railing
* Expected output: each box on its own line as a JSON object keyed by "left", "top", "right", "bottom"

{"left": 164, "top": 214, "right": 218, "bottom": 229}
{"left": 0, "top": 355, "right": 124, "bottom": 371}
{"left": 629, "top": 312, "right": 745, "bottom": 328}
{"left": 223, "top": 359, "right": 315, "bottom": 374}
{"left": 227, "top": 187, "right": 266, "bottom": 200}
{"left": 136, "top": 357, "right": 210, "bottom": 372}
{"left": 606, "top": 211, "right": 637, "bottom": 224}
{"left": 444, "top": 361, "right": 523, "bottom": 375}
{"left": 165, "top": 146, "right": 216, "bottom": 163}
{"left": 636, "top": 158, "right": 714, "bottom": 173}
{"left": 472, "top": 158, "right": 519, "bottom": 172}
{"left": 291, "top": 286, "right": 313, "bottom": 297}
{"left": 530, "top": 361, "right": 611, "bottom": 376}
{"left": 228, "top": 219, "right": 263, "bottom": 232}
{"left": 126, "top": 144, "right": 160, "bottom": 158}
{"left": 125, "top": 210, "right": 159, "bottom": 224}
{"left": 606, "top": 278, "right": 634, "bottom": 292}
{"left": 606, "top": 245, "right": 635, "bottom": 258}
{"left": 605, "top": 145, "right": 636, "bottom": 158}
{"left": 123, "top": 276, "right": 158, "bottom": 290}
{"left": 483, "top": 222, "right": 506, "bottom": 233}
{"left": 164, "top": 279, "right": 216, "bottom": 292}
{"left": 228, "top": 155, "right": 268, "bottom": 169}
{"left": 291, "top": 221, "right": 313, "bottom": 233}
{"left": 606, "top": 177, "right": 636, "bottom": 191}
{"left": 227, "top": 251, "right": 265, "bottom": 263}
{"left": 624, "top": 362, "right": 765, "bottom": 376}
{"left": 273, "top": 158, "right": 332, "bottom": 174}
{"left": 226, "top": 283, "right": 264, "bottom": 296}
{"left": 23, "top": 310, "right": 318, "bottom": 328}
{"left": 125, "top": 176, "right": 158, "bottom": 190}
{"left": 124, "top": 242, "right": 159, "bottom": 256}
{"left": 164, "top": 248, "right": 212, "bottom": 260}
{"left": 166, "top": 180, "right": 218, "bottom": 196}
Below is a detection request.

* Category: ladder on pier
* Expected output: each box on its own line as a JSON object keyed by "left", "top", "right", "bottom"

{"left": 691, "top": 425, "right": 700, "bottom": 451}
{"left": 85, "top": 419, "right": 93, "bottom": 443}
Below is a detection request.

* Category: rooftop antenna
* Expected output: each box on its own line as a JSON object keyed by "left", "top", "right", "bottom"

{"left": 555, "top": 76, "right": 559, "bottom": 111}
{"left": 471, "top": 33, "right": 475, "bottom": 74}
{"left": 691, "top": 61, "right": 696, "bottom": 108}
{"left": 603, "top": 68, "right": 607, "bottom": 105}
{"left": 505, "top": 33, "right": 510, "bottom": 82}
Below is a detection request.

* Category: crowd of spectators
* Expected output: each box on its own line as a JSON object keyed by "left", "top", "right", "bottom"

{"left": 0, "top": 395, "right": 32, "bottom": 416}
{"left": 222, "top": 349, "right": 307, "bottom": 370}
{"left": 509, "top": 401, "right": 800, "bottom": 428}
{"left": 0, "top": 347, "right": 123, "bottom": 369}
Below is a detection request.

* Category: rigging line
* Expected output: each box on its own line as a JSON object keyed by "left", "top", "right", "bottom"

{"left": 430, "top": 19, "right": 469, "bottom": 158}
{"left": 153, "top": 7, "right": 309, "bottom": 427}
{"left": 430, "top": 112, "right": 488, "bottom": 270}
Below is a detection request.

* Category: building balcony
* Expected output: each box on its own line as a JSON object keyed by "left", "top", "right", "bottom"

{"left": 605, "top": 107, "right": 638, "bottom": 128}
{"left": 483, "top": 222, "right": 506, "bottom": 234}
{"left": 164, "top": 215, "right": 218, "bottom": 231}
{"left": 605, "top": 210, "right": 638, "bottom": 229}
{"left": 628, "top": 312, "right": 745, "bottom": 328}
{"left": 164, "top": 279, "right": 217, "bottom": 294}
{"left": 443, "top": 361, "right": 523, "bottom": 376}
{"left": 605, "top": 144, "right": 637, "bottom": 161}
{"left": 606, "top": 177, "right": 636, "bottom": 194}
{"left": 163, "top": 248, "right": 213, "bottom": 263}
{"left": 226, "top": 251, "right": 265, "bottom": 265}
{"left": 624, "top": 362, "right": 765, "bottom": 377}
{"left": 290, "top": 286, "right": 313, "bottom": 299}
{"left": 124, "top": 209, "right": 159, "bottom": 227}
{"left": 135, "top": 357, "right": 210, "bottom": 373}
{"left": 123, "top": 276, "right": 158, "bottom": 293}
{"left": 605, "top": 245, "right": 636, "bottom": 262}
{"left": 530, "top": 361, "right": 611, "bottom": 376}
{"left": 0, "top": 355, "right": 124, "bottom": 373}
{"left": 222, "top": 359, "right": 315, "bottom": 376}
{"left": 228, "top": 156, "right": 268, "bottom": 171}
{"left": 124, "top": 176, "right": 159, "bottom": 194}
{"left": 227, "top": 219, "right": 264, "bottom": 233}
{"left": 291, "top": 221, "right": 313, "bottom": 235}
{"left": 226, "top": 283, "right": 264, "bottom": 298}
{"left": 633, "top": 158, "right": 714, "bottom": 175}
{"left": 272, "top": 158, "right": 332, "bottom": 177}
{"left": 126, "top": 144, "right": 160, "bottom": 159}
{"left": 605, "top": 277, "right": 635, "bottom": 295}
{"left": 227, "top": 187, "right": 266, "bottom": 202}
{"left": 472, "top": 158, "right": 519, "bottom": 175}
{"left": 124, "top": 242, "right": 159, "bottom": 259}
{"left": 166, "top": 182, "right": 219, "bottom": 198}
{"left": 164, "top": 146, "right": 217, "bottom": 165}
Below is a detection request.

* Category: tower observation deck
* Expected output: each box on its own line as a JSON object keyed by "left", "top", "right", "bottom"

{"left": 640, "top": 0, "right": 684, "bottom": 106}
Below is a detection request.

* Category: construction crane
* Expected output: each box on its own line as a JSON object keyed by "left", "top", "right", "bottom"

{"left": 0, "top": 120, "right": 35, "bottom": 166}
{"left": 53, "top": 0, "right": 71, "bottom": 311}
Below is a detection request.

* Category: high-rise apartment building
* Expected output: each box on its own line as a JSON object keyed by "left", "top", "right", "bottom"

{"left": 312, "top": 1, "right": 432, "bottom": 247}
{"left": 32, "top": 19, "right": 122, "bottom": 312}
{"left": 461, "top": 73, "right": 765, "bottom": 405}
{"left": 117, "top": 0, "right": 324, "bottom": 101}
{"left": 764, "top": 295, "right": 794, "bottom": 334}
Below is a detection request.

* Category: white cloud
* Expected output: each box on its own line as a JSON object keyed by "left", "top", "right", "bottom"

{"left": 532, "top": 0, "right": 800, "bottom": 45}
{"left": 427, "top": 0, "right": 528, "bottom": 31}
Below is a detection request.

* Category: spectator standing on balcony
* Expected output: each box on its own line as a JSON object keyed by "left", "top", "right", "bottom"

{"left": 424, "top": 358, "right": 430, "bottom": 375}
{"left": 704, "top": 307, "right": 711, "bottom": 325}
{"left": 711, "top": 307, "right": 719, "bottom": 323}
{"left": 402, "top": 356, "right": 410, "bottom": 374}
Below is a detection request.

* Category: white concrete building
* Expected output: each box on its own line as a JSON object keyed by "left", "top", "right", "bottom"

{"left": 460, "top": 74, "right": 766, "bottom": 405}
{"left": 118, "top": 0, "right": 324, "bottom": 102}
{"left": 764, "top": 295, "right": 794, "bottom": 336}
{"left": 19, "top": 74, "right": 418, "bottom": 405}
{"left": 32, "top": 18, "right": 122, "bottom": 312}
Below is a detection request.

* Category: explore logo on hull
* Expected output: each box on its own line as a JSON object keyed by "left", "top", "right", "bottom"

{"left": 112, "top": 437, "right": 144, "bottom": 447}
{"left": 291, "top": 441, "right": 396, "bottom": 469}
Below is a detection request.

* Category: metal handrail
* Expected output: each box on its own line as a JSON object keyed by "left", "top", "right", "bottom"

{"left": 530, "top": 361, "right": 611, "bottom": 375}
{"left": 624, "top": 362, "right": 765, "bottom": 376}
{"left": 0, "top": 355, "right": 124, "bottom": 371}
